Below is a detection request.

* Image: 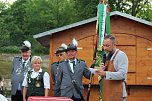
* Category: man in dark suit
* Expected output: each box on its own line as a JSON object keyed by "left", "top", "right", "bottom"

{"left": 51, "top": 43, "right": 67, "bottom": 96}
{"left": 59, "top": 39, "right": 91, "bottom": 101}
{"left": 11, "top": 40, "right": 32, "bottom": 101}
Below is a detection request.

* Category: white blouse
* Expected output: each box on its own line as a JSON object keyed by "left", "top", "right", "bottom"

{"left": 22, "top": 68, "right": 50, "bottom": 89}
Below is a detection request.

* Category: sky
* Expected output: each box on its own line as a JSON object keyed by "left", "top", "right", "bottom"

{"left": 0, "top": 0, "right": 17, "bottom": 4}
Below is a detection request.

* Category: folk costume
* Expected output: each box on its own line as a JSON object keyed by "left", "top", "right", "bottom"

{"left": 58, "top": 40, "right": 91, "bottom": 101}
{"left": 22, "top": 68, "right": 50, "bottom": 99}
{"left": 11, "top": 40, "right": 32, "bottom": 101}
{"left": 51, "top": 61, "right": 61, "bottom": 96}
{"left": 51, "top": 43, "right": 67, "bottom": 96}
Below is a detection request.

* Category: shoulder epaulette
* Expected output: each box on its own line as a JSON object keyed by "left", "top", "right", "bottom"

{"left": 59, "top": 60, "right": 65, "bottom": 63}
{"left": 77, "top": 59, "right": 85, "bottom": 63}
{"left": 14, "top": 56, "right": 21, "bottom": 59}
{"left": 14, "top": 57, "right": 22, "bottom": 61}
{"left": 14, "top": 56, "right": 20, "bottom": 58}
{"left": 51, "top": 62, "right": 58, "bottom": 65}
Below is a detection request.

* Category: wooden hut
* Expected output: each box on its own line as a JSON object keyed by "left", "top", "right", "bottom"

{"left": 33, "top": 11, "right": 152, "bottom": 101}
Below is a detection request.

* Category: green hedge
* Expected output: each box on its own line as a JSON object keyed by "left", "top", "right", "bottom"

{"left": 0, "top": 45, "right": 49, "bottom": 55}
{"left": 0, "top": 46, "right": 20, "bottom": 54}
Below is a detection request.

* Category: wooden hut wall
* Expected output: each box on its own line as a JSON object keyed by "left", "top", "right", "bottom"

{"left": 49, "top": 16, "right": 152, "bottom": 101}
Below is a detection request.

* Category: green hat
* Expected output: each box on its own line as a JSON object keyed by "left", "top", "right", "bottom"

{"left": 66, "top": 43, "right": 77, "bottom": 51}
{"left": 66, "top": 38, "right": 78, "bottom": 51}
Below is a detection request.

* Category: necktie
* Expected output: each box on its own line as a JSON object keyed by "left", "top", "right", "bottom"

{"left": 71, "top": 61, "right": 76, "bottom": 71}
{"left": 22, "top": 61, "right": 26, "bottom": 69}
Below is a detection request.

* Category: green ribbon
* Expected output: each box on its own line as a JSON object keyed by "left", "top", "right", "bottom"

{"left": 95, "top": 2, "right": 111, "bottom": 101}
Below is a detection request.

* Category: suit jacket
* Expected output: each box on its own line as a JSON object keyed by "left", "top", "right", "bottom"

{"left": 58, "top": 59, "right": 91, "bottom": 98}
{"left": 51, "top": 62, "right": 62, "bottom": 96}
{"left": 11, "top": 57, "right": 32, "bottom": 95}
{"left": 105, "top": 49, "right": 128, "bottom": 97}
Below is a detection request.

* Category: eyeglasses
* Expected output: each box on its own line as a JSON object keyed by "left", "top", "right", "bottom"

{"left": 103, "top": 44, "right": 111, "bottom": 47}
{"left": 56, "top": 54, "right": 63, "bottom": 57}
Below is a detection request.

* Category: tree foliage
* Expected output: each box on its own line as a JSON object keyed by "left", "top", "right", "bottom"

{"left": 108, "top": 0, "right": 152, "bottom": 21}
{"left": 0, "top": 1, "right": 10, "bottom": 47}
{"left": 0, "top": 0, "right": 151, "bottom": 54}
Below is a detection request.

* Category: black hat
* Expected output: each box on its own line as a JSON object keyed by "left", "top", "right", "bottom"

{"left": 55, "top": 43, "right": 67, "bottom": 54}
{"left": 20, "top": 40, "right": 31, "bottom": 52}
{"left": 66, "top": 43, "right": 77, "bottom": 51}
{"left": 55, "top": 47, "right": 66, "bottom": 54}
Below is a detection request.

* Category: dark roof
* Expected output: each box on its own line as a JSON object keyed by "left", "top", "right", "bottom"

{"left": 33, "top": 11, "right": 152, "bottom": 47}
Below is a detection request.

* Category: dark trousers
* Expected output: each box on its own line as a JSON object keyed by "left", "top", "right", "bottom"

{"left": 0, "top": 86, "right": 4, "bottom": 95}
{"left": 11, "top": 90, "right": 23, "bottom": 101}
{"left": 71, "top": 95, "right": 83, "bottom": 101}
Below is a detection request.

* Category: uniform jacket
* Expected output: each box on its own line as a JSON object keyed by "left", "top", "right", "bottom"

{"left": 105, "top": 49, "right": 128, "bottom": 97}
{"left": 11, "top": 57, "right": 32, "bottom": 95}
{"left": 51, "top": 62, "right": 61, "bottom": 96}
{"left": 58, "top": 59, "right": 91, "bottom": 98}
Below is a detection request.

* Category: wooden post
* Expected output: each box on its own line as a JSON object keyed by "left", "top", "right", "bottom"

{"left": 48, "top": 35, "right": 54, "bottom": 96}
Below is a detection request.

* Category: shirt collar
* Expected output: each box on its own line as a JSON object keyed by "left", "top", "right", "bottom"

{"left": 68, "top": 58, "right": 77, "bottom": 63}
{"left": 22, "top": 57, "right": 30, "bottom": 63}
{"left": 31, "top": 68, "right": 42, "bottom": 72}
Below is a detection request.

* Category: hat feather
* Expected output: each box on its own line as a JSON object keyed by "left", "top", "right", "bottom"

{"left": 61, "top": 43, "right": 67, "bottom": 49}
{"left": 72, "top": 38, "right": 78, "bottom": 46}
{"left": 23, "top": 40, "right": 31, "bottom": 48}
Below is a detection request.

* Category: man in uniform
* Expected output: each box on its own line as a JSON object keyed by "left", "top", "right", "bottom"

{"left": 51, "top": 43, "right": 67, "bottom": 96}
{"left": 11, "top": 40, "right": 32, "bottom": 101}
{"left": 96, "top": 35, "right": 128, "bottom": 101}
{"left": 59, "top": 39, "right": 91, "bottom": 101}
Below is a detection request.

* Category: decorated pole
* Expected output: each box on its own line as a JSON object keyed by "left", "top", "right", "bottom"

{"left": 95, "top": 0, "right": 111, "bottom": 101}
{"left": 86, "top": 0, "right": 110, "bottom": 100}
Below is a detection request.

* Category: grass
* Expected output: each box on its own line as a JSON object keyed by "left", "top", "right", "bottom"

{"left": 0, "top": 60, "right": 12, "bottom": 79}
{"left": 0, "top": 61, "right": 49, "bottom": 79}
{"left": 0, "top": 60, "right": 12, "bottom": 97}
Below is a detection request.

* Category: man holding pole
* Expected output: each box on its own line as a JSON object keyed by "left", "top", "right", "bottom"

{"left": 96, "top": 35, "right": 128, "bottom": 101}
